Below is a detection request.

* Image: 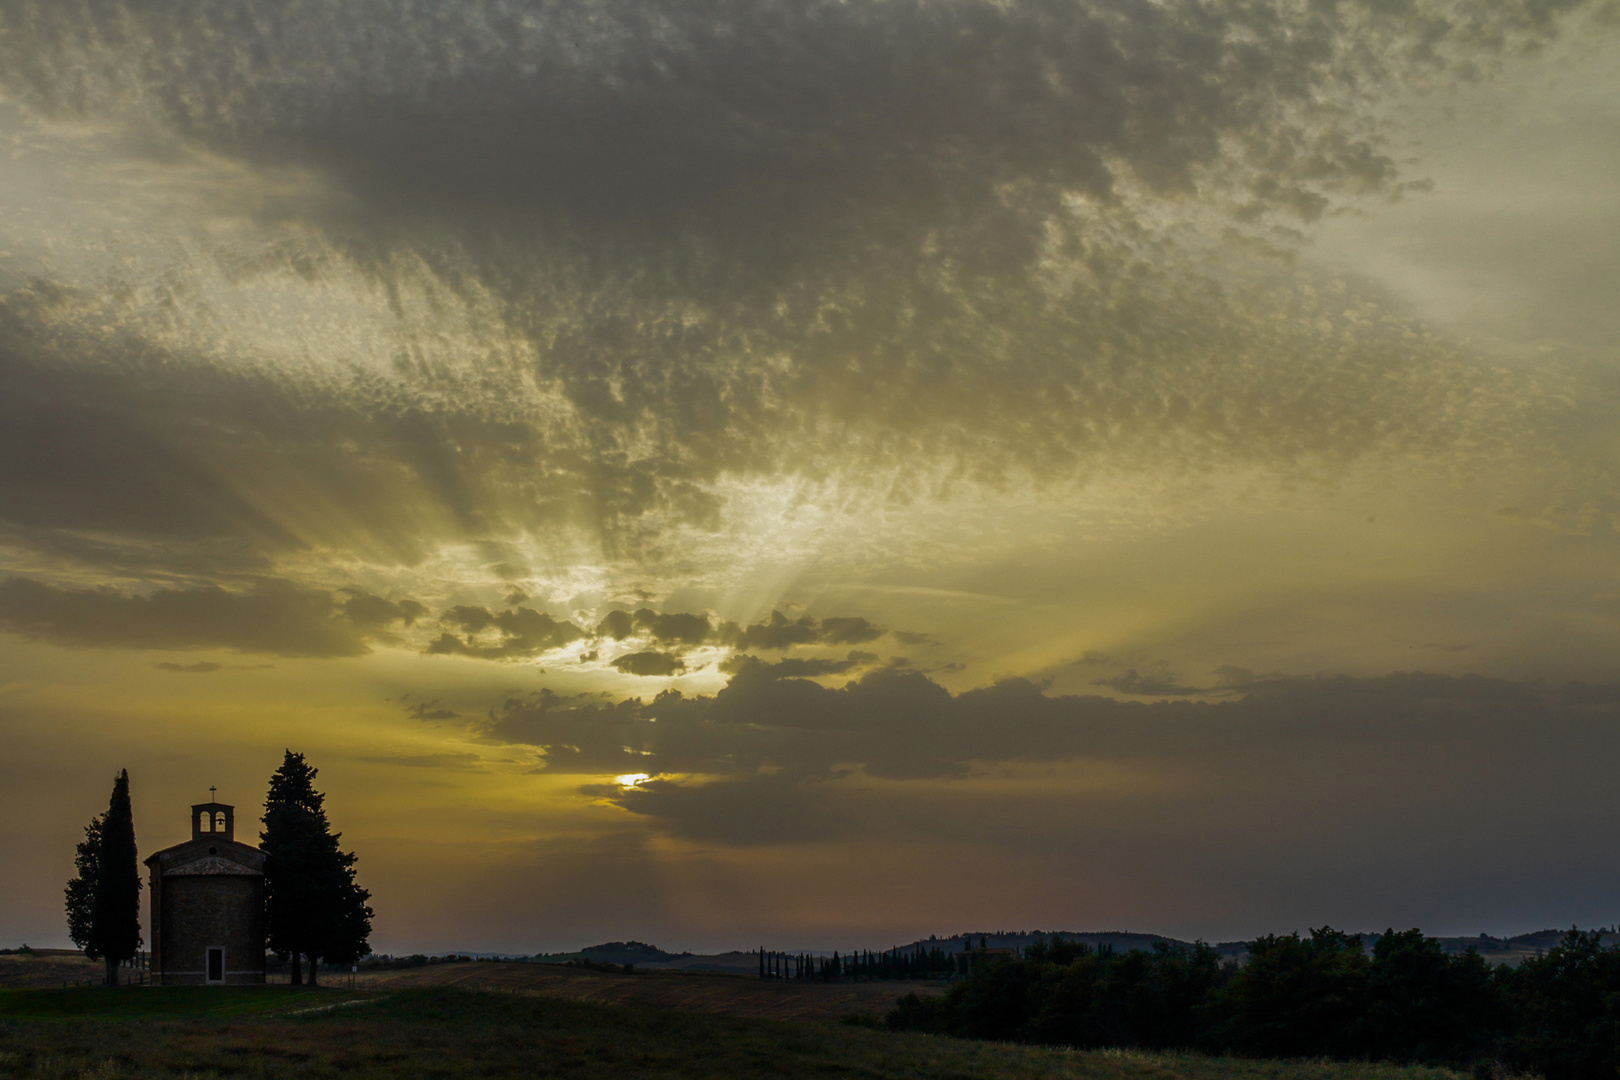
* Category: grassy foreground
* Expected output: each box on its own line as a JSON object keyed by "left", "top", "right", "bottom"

{"left": 0, "top": 986, "right": 1471, "bottom": 1080}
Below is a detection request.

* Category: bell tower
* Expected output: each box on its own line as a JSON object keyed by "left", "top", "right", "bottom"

{"left": 191, "top": 787, "right": 234, "bottom": 842}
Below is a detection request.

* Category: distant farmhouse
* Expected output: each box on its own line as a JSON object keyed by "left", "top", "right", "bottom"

{"left": 144, "top": 796, "right": 266, "bottom": 985}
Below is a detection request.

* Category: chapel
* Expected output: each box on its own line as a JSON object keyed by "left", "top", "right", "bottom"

{"left": 144, "top": 796, "right": 266, "bottom": 985}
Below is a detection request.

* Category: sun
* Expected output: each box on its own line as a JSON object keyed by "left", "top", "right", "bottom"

{"left": 613, "top": 773, "right": 652, "bottom": 788}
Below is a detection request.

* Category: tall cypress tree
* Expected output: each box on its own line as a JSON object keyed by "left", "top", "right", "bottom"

{"left": 67, "top": 771, "right": 142, "bottom": 986}
{"left": 261, "top": 751, "right": 372, "bottom": 986}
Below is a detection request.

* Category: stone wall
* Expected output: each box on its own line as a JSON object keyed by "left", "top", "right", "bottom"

{"left": 157, "top": 875, "right": 265, "bottom": 986}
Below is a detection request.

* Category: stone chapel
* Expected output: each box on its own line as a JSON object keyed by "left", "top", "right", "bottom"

{"left": 144, "top": 796, "right": 266, "bottom": 985}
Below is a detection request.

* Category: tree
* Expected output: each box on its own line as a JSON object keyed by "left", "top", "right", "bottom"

{"left": 1363, "top": 928, "right": 1501, "bottom": 1065}
{"left": 1504, "top": 929, "right": 1620, "bottom": 1080}
{"left": 64, "top": 771, "right": 142, "bottom": 986}
{"left": 261, "top": 751, "right": 372, "bottom": 986}
{"left": 64, "top": 816, "right": 102, "bottom": 959}
{"left": 1212, "top": 927, "right": 1370, "bottom": 1059}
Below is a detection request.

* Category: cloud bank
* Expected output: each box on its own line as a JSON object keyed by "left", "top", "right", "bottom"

{"left": 0, "top": 0, "right": 1607, "bottom": 594}
{"left": 475, "top": 669, "right": 1620, "bottom": 854}
{"left": 0, "top": 577, "right": 421, "bottom": 657}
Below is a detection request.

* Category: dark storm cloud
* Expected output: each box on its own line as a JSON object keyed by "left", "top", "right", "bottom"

{"left": 469, "top": 667, "right": 1620, "bottom": 845}
{"left": 0, "top": 577, "right": 420, "bottom": 657}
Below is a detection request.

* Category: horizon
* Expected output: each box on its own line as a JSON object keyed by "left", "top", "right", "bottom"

{"left": 3, "top": 0, "right": 1619, "bottom": 956}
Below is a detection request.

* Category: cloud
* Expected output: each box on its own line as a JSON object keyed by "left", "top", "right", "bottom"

{"left": 610, "top": 651, "right": 687, "bottom": 677}
{"left": 1092, "top": 669, "right": 1207, "bottom": 696}
{"left": 0, "top": 577, "right": 419, "bottom": 657}
{"left": 0, "top": 0, "right": 1597, "bottom": 596}
{"left": 154, "top": 661, "right": 222, "bottom": 674}
{"left": 719, "top": 611, "right": 895, "bottom": 651}
{"left": 0, "top": 299, "right": 296, "bottom": 563}
{"left": 595, "top": 611, "right": 636, "bottom": 641}
{"left": 816, "top": 617, "right": 886, "bottom": 646}
{"left": 459, "top": 667, "right": 1620, "bottom": 846}
{"left": 892, "top": 630, "right": 939, "bottom": 647}
{"left": 4, "top": 0, "right": 1573, "bottom": 264}
{"left": 592, "top": 608, "right": 900, "bottom": 660}
{"left": 426, "top": 606, "right": 586, "bottom": 660}
{"left": 421, "top": 604, "right": 897, "bottom": 664}
{"left": 343, "top": 593, "right": 428, "bottom": 628}
{"left": 483, "top": 690, "right": 651, "bottom": 774}
{"left": 718, "top": 652, "right": 874, "bottom": 679}
{"left": 404, "top": 699, "right": 462, "bottom": 721}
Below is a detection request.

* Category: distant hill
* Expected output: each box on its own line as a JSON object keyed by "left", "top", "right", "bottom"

{"left": 533, "top": 941, "right": 694, "bottom": 965}
{"left": 899, "top": 930, "right": 1183, "bottom": 955}
{"left": 902, "top": 927, "right": 1620, "bottom": 967}
{"left": 521, "top": 926, "right": 1620, "bottom": 974}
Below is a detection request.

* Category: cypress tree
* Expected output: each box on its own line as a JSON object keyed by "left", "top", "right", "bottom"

{"left": 67, "top": 771, "right": 142, "bottom": 986}
{"left": 96, "top": 770, "right": 143, "bottom": 985}
{"left": 261, "top": 751, "right": 372, "bottom": 986}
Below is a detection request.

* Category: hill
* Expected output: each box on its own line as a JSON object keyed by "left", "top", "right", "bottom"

{"left": 529, "top": 940, "right": 694, "bottom": 965}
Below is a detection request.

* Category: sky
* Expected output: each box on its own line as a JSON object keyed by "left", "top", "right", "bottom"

{"left": 2, "top": 0, "right": 1619, "bottom": 956}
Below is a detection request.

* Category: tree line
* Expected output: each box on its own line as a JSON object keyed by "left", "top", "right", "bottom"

{"left": 758, "top": 944, "right": 972, "bottom": 981}
{"left": 886, "top": 927, "right": 1620, "bottom": 1080}
{"left": 63, "top": 751, "right": 372, "bottom": 986}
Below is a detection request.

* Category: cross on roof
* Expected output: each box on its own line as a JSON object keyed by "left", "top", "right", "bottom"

{"left": 209, "top": 785, "right": 217, "bottom": 800}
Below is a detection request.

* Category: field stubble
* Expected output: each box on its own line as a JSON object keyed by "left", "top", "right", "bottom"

{"left": 353, "top": 959, "right": 940, "bottom": 1020}
{"left": 0, "top": 985, "right": 1478, "bottom": 1080}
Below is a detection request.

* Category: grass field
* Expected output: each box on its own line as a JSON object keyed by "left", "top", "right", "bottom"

{"left": 0, "top": 954, "right": 106, "bottom": 990}
{"left": 0, "top": 986, "right": 365, "bottom": 1020}
{"left": 0, "top": 986, "right": 1475, "bottom": 1080}
{"left": 353, "top": 959, "right": 942, "bottom": 1020}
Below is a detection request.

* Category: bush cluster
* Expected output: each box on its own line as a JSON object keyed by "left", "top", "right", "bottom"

{"left": 887, "top": 928, "right": 1620, "bottom": 1080}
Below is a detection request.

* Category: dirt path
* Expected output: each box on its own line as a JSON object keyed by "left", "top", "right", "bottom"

{"left": 351, "top": 961, "right": 941, "bottom": 1021}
